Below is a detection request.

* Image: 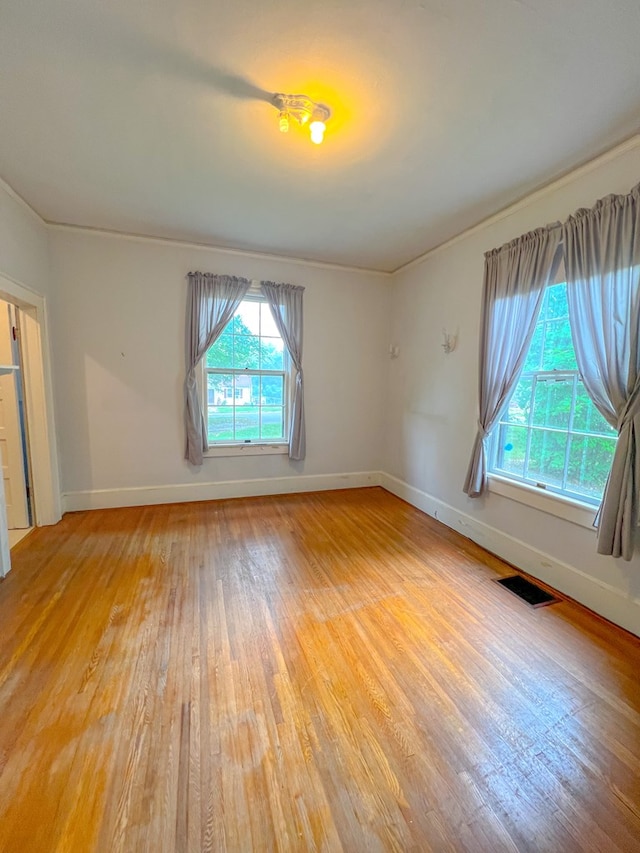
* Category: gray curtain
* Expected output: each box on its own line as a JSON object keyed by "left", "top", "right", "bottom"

{"left": 185, "top": 272, "right": 250, "bottom": 465}
{"left": 564, "top": 184, "right": 640, "bottom": 560}
{"left": 260, "top": 281, "right": 306, "bottom": 460}
{"left": 464, "top": 227, "right": 562, "bottom": 497}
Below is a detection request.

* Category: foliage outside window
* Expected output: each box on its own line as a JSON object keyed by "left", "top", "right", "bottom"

{"left": 204, "top": 297, "right": 288, "bottom": 444}
{"left": 489, "top": 283, "right": 617, "bottom": 505}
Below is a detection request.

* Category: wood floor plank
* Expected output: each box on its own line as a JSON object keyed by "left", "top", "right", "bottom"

{"left": 1, "top": 487, "right": 640, "bottom": 851}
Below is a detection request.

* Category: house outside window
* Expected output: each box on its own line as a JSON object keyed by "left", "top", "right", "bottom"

{"left": 488, "top": 281, "right": 617, "bottom": 505}
{"left": 203, "top": 295, "right": 289, "bottom": 445}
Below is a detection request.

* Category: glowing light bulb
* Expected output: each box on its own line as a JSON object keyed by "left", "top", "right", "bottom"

{"left": 279, "top": 112, "right": 289, "bottom": 133}
{"left": 309, "top": 120, "right": 325, "bottom": 145}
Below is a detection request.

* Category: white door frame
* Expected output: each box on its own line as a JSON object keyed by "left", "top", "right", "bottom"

{"left": 0, "top": 272, "right": 61, "bottom": 576}
{"left": 0, "top": 300, "right": 30, "bottom": 528}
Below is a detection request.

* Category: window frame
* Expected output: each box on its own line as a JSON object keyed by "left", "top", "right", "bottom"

{"left": 486, "top": 278, "right": 617, "bottom": 518}
{"left": 199, "top": 286, "right": 293, "bottom": 457}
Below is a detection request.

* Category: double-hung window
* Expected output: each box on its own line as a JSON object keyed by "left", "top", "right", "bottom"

{"left": 203, "top": 291, "right": 289, "bottom": 448}
{"left": 488, "top": 281, "right": 617, "bottom": 505}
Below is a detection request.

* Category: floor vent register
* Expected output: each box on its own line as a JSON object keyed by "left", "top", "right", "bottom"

{"left": 495, "top": 574, "right": 560, "bottom": 608}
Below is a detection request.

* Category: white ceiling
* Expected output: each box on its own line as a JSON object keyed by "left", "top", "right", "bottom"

{"left": 1, "top": 0, "right": 640, "bottom": 272}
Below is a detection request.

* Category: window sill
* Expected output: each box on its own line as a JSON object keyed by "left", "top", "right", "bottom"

{"left": 487, "top": 474, "right": 598, "bottom": 530}
{"left": 204, "top": 443, "right": 289, "bottom": 458}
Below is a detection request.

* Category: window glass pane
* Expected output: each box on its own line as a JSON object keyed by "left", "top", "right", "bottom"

{"left": 260, "top": 302, "right": 280, "bottom": 337}
{"left": 233, "top": 374, "right": 257, "bottom": 405}
{"left": 532, "top": 378, "right": 572, "bottom": 429}
{"left": 545, "top": 283, "right": 568, "bottom": 320}
{"left": 233, "top": 335, "right": 260, "bottom": 369}
{"left": 572, "top": 385, "right": 616, "bottom": 435}
{"left": 522, "top": 324, "right": 543, "bottom": 373}
{"left": 206, "top": 331, "right": 233, "bottom": 368}
{"left": 234, "top": 406, "right": 259, "bottom": 440}
{"left": 526, "top": 429, "right": 567, "bottom": 489}
{"left": 541, "top": 318, "right": 576, "bottom": 371}
{"left": 542, "top": 319, "right": 576, "bottom": 370}
{"left": 567, "top": 434, "right": 616, "bottom": 499}
{"left": 507, "top": 376, "right": 533, "bottom": 423}
{"left": 261, "top": 374, "right": 284, "bottom": 406}
{"left": 208, "top": 407, "right": 233, "bottom": 442}
{"left": 261, "top": 405, "right": 284, "bottom": 440}
{"left": 249, "top": 374, "right": 261, "bottom": 402}
{"left": 493, "top": 424, "right": 527, "bottom": 478}
{"left": 208, "top": 373, "right": 233, "bottom": 406}
{"left": 234, "top": 301, "right": 260, "bottom": 335}
{"left": 260, "top": 337, "right": 284, "bottom": 370}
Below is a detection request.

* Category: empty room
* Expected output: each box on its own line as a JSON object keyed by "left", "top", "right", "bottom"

{"left": 1, "top": 1, "right": 640, "bottom": 850}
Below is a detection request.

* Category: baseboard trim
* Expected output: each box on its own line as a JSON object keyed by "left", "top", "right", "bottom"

{"left": 61, "top": 471, "right": 383, "bottom": 512}
{"left": 379, "top": 472, "right": 640, "bottom": 638}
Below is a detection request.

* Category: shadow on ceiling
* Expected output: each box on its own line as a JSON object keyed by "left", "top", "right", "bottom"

{"left": 55, "top": 6, "right": 274, "bottom": 104}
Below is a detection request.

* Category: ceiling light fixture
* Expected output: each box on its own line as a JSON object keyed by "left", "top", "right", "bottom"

{"left": 272, "top": 93, "right": 331, "bottom": 145}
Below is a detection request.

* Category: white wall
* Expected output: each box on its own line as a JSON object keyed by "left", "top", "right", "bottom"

{"left": 384, "top": 137, "right": 640, "bottom": 636}
{"left": 49, "top": 229, "right": 390, "bottom": 508}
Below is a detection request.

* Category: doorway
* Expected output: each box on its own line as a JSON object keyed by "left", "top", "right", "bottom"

{"left": 0, "top": 299, "right": 32, "bottom": 544}
{"left": 0, "top": 274, "right": 61, "bottom": 577}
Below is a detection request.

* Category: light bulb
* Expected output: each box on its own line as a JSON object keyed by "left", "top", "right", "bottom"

{"left": 279, "top": 111, "right": 289, "bottom": 133}
{"left": 309, "top": 120, "right": 325, "bottom": 145}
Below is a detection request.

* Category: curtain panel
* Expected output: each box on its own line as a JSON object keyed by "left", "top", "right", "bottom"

{"left": 563, "top": 183, "right": 640, "bottom": 560}
{"left": 464, "top": 227, "right": 562, "bottom": 497}
{"left": 260, "top": 281, "right": 306, "bottom": 460}
{"left": 184, "top": 272, "right": 250, "bottom": 465}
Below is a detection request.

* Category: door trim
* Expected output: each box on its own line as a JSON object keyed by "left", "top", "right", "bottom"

{"left": 0, "top": 273, "right": 61, "bottom": 576}
{"left": 0, "top": 301, "right": 30, "bottom": 528}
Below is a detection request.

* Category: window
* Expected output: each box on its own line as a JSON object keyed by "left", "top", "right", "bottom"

{"left": 203, "top": 295, "right": 289, "bottom": 446}
{"left": 488, "top": 282, "right": 617, "bottom": 505}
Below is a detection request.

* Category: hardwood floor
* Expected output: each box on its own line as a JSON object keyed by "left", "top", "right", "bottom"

{"left": 0, "top": 487, "right": 639, "bottom": 852}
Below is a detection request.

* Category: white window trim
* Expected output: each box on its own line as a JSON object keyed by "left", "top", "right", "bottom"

{"left": 488, "top": 473, "right": 598, "bottom": 530}
{"left": 204, "top": 443, "right": 289, "bottom": 458}
{"left": 199, "top": 281, "right": 292, "bottom": 458}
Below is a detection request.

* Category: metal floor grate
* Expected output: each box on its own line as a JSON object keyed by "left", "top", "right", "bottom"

{"left": 495, "top": 574, "right": 560, "bottom": 608}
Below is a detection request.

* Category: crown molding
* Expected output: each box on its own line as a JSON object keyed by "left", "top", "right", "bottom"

{"left": 392, "top": 131, "right": 640, "bottom": 276}
{"left": 47, "top": 222, "right": 392, "bottom": 278}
